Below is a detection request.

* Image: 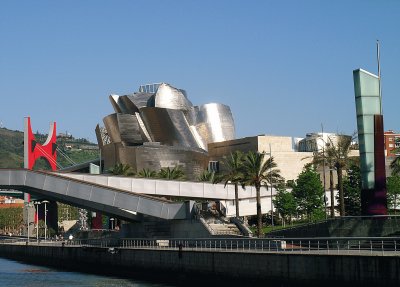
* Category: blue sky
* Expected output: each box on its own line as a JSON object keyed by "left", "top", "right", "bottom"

{"left": 1, "top": 1, "right": 399, "bottom": 142}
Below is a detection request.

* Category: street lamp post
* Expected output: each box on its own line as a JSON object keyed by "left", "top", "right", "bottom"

{"left": 26, "top": 203, "right": 30, "bottom": 242}
{"left": 42, "top": 200, "right": 49, "bottom": 240}
{"left": 25, "top": 202, "right": 35, "bottom": 243}
{"left": 34, "top": 202, "right": 41, "bottom": 242}
{"left": 110, "top": 218, "right": 115, "bottom": 230}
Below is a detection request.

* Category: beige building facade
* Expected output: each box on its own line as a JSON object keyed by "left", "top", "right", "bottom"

{"left": 208, "top": 135, "right": 314, "bottom": 182}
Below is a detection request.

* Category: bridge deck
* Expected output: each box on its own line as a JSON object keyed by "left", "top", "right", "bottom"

{"left": 0, "top": 169, "right": 190, "bottom": 221}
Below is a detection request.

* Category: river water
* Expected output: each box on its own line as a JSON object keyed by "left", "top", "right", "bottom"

{"left": 0, "top": 257, "right": 171, "bottom": 287}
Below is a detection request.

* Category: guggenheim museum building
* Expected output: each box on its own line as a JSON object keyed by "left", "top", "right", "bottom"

{"left": 95, "top": 83, "right": 235, "bottom": 178}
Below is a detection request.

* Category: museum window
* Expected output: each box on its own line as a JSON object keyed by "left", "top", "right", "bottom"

{"left": 208, "top": 161, "right": 219, "bottom": 172}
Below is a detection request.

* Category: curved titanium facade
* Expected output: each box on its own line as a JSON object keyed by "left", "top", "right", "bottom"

{"left": 126, "top": 93, "right": 154, "bottom": 109}
{"left": 103, "top": 113, "right": 147, "bottom": 145}
{"left": 140, "top": 107, "right": 199, "bottom": 148}
{"left": 98, "top": 82, "right": 235, "bottom": 178}
{"left": 154, "top": 83, "right": 193, "bottom": 110}
{"left": 119, "top": 96, "right": 140, "bottom": 114}
{"left": 103, "top": 114, "right": 121, "bottom": 144}
{"left": 117, "top": 144, "right": 208, "bottom": 178}
{"left": 190, "top": 103, "right": 235, "bottom": 146}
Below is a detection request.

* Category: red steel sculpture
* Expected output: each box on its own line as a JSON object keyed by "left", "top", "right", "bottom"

{"left": 24, "top": 117, "right": 57, "bottom": 203}
{"left": 24, "top": 116, "right": 57, "bottom": 171}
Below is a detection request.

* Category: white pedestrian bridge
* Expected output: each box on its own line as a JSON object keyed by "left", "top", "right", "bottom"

{"left": 0, "top": 169, "right": 275, "bottom": 221}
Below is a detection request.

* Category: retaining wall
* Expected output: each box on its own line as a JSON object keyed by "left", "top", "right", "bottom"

{"left": 0, "top": 244, "right": 399, "bottom": 286}
{"left": 268, "top": 217, "right": 400, "bottom": 238}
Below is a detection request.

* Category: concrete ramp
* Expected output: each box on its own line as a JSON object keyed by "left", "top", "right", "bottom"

{"left": 0, "top": 169, "right": 190, "bottom": 221}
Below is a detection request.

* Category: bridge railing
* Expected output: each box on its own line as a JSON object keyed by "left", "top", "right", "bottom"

{"left": 63, "top": 237, "right": 400, "bottom": 254}
{"left": 2, "top": 236, "right": 400, "bottom": 254}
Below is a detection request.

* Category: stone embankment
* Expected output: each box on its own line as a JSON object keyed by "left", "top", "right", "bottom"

{"left": 0, "top": 242, "right": 399, "bottom": 286}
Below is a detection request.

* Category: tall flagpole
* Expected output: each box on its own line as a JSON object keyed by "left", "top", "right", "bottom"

{"left": 377, "top": 40, "right": 382, "bottom": 115}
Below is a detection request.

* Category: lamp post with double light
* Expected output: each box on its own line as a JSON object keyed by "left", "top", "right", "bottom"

{"left": 33, "top": 201, "right": 41, "bottom": 242}
{"left": 25, "top": 202, "right": 34, "bottom": 243}
{"left": 42, "top": 200, "right": 49, "bottom": 240}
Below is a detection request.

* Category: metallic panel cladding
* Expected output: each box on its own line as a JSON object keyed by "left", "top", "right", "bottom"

{"left": 154, "top": 83, "right": 193, "bottom": 110}
{"left": 135, "top": 112, "right": 153, "bottom": 142}
{"left": 109, "top": 95, "right": 122, "bottom": 113}
{"left": 189, "top": 103, "right": 235, "bottom": 147}
{"left": 98, "top": 82, "right": 236, "bottom": 178}
{"left": 126, "top": 93, "right": 155, "bottom": 109}
{"left": 101, "top": 83, "right": 235, "bottom": 151}
{"left": 119, "top": 96, "right": 140, "bottom": 114}
{"left": 117, "top": 113, "right": 145, "bottom": 145}
{"left": 103, "top": 113, "right": 148, "bottom": 145}
{"left": 140, "top": 107, "right": 199, "bottom": 148}
{"left": 103, "top": 114, "right": 122, "bottom": 143}
{"left": 99, "top": 144, "right": 208, "bottom": 180}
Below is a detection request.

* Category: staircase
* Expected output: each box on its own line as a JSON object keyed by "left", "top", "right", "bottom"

{"left": 195, "top": 203, "right": 244, "bottom": 236}
{"left": 207, "top": 221, "right": 241, "bottom": 236}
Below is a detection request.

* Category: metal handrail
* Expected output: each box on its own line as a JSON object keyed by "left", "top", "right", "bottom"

{"left": 0, "top": 236, "right": 393, "bottom": 255}
{"left": 116, "top": 237, "right": 400, "bottom": 254}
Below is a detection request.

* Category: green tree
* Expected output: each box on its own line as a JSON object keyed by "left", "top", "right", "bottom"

{"left": 309, "top": 134, "right": 355, "bottom": 217}
{"left": 137, "top": 168, "right": 157, "bottom": 178}
{"left": 340, "top": 163, "right": 361, "bottom": 216}
{"left": 0, "top": 207, "right": 23, "bottom": 234}
{"left": 158, "top": 166, "right": 185, "bottom": 180}
{"left": 58, "top": 203, "right": 79, "bottom": 221}
{"left": 390, "top": 155, "right": 400, "bottom": 176}
{"left": 387, "top": 175, "right": 400, "bottom": 214}
{"left": 292, "top": 166, "right": 324, "bottom": 220}
{"left": 273, "top": 184, "right": 296, "bottom": 226}
{"left": 219, "top": 151, "right": 245, "bottom": 219}
{"left": 108, "top": 163, "right": 134, "bottom": 176}
{"left": 241, "top": 151, "right": 283, "bottom": 237}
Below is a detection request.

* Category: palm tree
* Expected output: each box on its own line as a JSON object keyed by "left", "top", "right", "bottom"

{"left": 326, "top": 134, "right": 354, "bottom": 216}
{"left": 219, "top": 151, "right": 244, "bottom": 219}
{"left": 241, "top": 151, "right": 283, "bottom": 237}
{"left": 137, "top": 168, "right": 157, "bottom": 178}
{"left": 197, "top": 170, "right": 219, "bottom": 183}
{"left": 308, "top": 134, "right": 355, "bottom": 217}
{"left": 309, "top": 146, "right": 336, "bottom": 218}
{"left": 158, "top": 166, "right": 185, "bottom": 180}
{"left": 108, "top": 163, "right": 134, "bottom": 176}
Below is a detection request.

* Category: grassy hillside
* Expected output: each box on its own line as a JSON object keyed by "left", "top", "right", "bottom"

{"left": 0, "top": 128, "right": 24, "bottom": 168}
{"left": 0, "top": 127, "right": 99, "bottom": 169}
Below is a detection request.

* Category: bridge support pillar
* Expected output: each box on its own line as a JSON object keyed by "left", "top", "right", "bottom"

{"left": 46, "top": 201, "right": 59, "bottom": 237}
{"left": 23, "top": 204, "right": 35, "bottom": 237}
